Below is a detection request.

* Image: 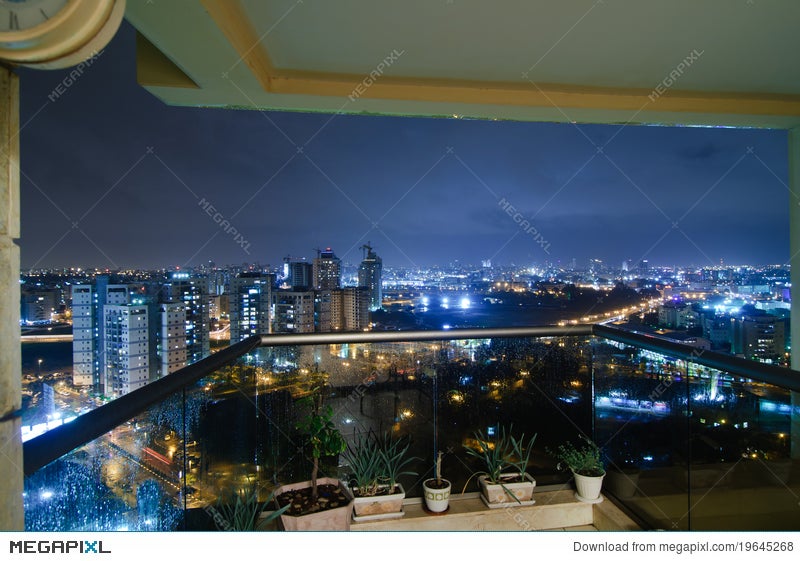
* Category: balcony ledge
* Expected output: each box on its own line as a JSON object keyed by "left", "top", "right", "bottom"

{"left": 350, "top": 487, "right": 641, "bottom": 531}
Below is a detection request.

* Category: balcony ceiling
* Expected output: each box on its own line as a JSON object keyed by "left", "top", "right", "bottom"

{"left": 125, "top": 0, "right": 800, "bottom": 128}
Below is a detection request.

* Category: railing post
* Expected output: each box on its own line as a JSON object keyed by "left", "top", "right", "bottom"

{"left": 790, "top": 126, "right": 800, "bottom": 460}
{"left": 0, "top": 66, "right": 22, "bottom": 530}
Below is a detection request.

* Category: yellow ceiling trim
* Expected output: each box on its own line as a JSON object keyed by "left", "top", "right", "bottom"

{"left": 270, "top": 70, "right": 800, "bottom": 117}
{"left": 202, "top": 0, "right": 800, "bottom": 119}
{"left": 200, "top": 0, "right": 274, "bottom": 91}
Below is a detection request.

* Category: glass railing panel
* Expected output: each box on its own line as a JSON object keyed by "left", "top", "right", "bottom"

{"left": 179, "top": 355, "right": 298, "bottom": 530}
{"left": 23, "top": 398, "right": 188, "bottom": 531}
{"left": 195, "top": 335, "right": 594, "bottom": 509}
{"left": 593, "top": 338, "right": 690, "bottom": 530}
{"left": 682, "top": 364, "right": 798, "bottom": 531}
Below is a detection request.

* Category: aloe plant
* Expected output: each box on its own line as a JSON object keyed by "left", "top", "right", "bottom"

{"left": 213, "top": 485, "right": 289, "bottom": 531}
{"left": 378, "top": 432, "right": 419, "bottom": 491}
{"left": 343, "top": 430, "right": 419, "bottom": 497}
{"left": 462, "top": 424, "right": 537, "bottom": 503}
{"left": 463, "top": 424, "right": 537, "bottom": 484}
{"left": 342, "top": 431, "right": 383, "bottom": 497}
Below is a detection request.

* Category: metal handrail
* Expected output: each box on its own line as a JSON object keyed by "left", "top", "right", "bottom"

{"left": 595, "top": 324, "right": 800, "bottom": 393}
{"left": 256, "top": 325, "right": 593, "bottom": 347}
{"left": 22, "top": 324, "right": 800, "bottom": 474}
{"left": 22, "top": 335, "right": 262, "bottom": 475}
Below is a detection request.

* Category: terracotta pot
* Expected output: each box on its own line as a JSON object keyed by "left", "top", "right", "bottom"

{"left": 274, "top": 477, "right": 354, "bottom": 531}
{"left": 478, "top": 472, "right": 536, "bottom": 507}
{"left": 351, "top": 483, "right": 406, "bottom": 521}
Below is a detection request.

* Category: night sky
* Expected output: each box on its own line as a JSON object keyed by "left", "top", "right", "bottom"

{"left": 18, "top": 22, "right": 789, "bottom": 271}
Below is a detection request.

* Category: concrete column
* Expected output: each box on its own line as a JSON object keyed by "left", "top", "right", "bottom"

{"left": 0, "top": 66, "right": 22, "bottom": 529}
{"left": 790, "top": 127, "right": 800, "bottom": 460}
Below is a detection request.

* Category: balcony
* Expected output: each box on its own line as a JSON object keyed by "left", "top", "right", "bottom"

{"left": 20, "top": 325, "right": 800, "bottom": 531}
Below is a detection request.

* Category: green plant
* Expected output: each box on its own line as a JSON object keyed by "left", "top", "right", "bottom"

{"left": 462, "top": 424, "right": 537, "bottom": 502}
{"left": 377, "top": 432, "right": 419, "bottom": 491}
{"left": 549, "top": 434, "right": 605, "bottom": 477}
{"left": 296, "top": 395, "right": 346, "bottom": 501}
{"left": 213, "top": 485, "right": 289, "bottom": 531}
{"left": 343, "top": 431, "right": 419, "bottom": 497}
{"left": 507, "top": 429, "right": 537, "bottom": 477}
{"left": 342, "top": 431, "right": 382, "bottom": 497}
{"left": 463, "top": 428, "right": 511, "bottom": 484}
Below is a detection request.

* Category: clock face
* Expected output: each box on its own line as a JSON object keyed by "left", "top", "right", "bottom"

{"left": 0, "top": 0, "right": 70, "bottom": 33}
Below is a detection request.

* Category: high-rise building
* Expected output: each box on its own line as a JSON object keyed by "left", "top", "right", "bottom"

{"left": 313, "top": 247, "right": 341, "bottom": 290}
{"left": 71, "top": 277, "right": 136, "bottom": 391}
{"left": 358, "top": 243, "right": 383, "bottom": 312}
{"left": 732, "top": 313, "right": 787, "bottom": 363}
{"left": 272, "top": 290, "right": 315, "bottom": 333}
{"left": 315, "top": 290, "right": 334, "bottom": 333}
{"left": 72, "top": 276, "right": 198, "bottom": 395}
{"left": 20, "top": 290, "right": 56, "bottom": 324}
{"left": 159, "top": 302, "right": 187, "bottom": 376}
{"left": 71, "top": 284, "right": 96, "bottom": 387}
{"left": 330, "top": 287, "right": 370, "bottom": 331}
{"left": 103, "top": 304, "right": 150, "bottom": 397}
{"left": 229, "top": 272, "right": 274, "bottom": 342}
{"left": 162, "top": 272, "right": 210, "bottom": 365}
{"left": 284, "top": 258, "right": 313, "bottom": 290}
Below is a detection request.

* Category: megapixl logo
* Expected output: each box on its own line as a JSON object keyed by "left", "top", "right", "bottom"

{"left": 9, "top": 540, "right": 111, "bottom": 554}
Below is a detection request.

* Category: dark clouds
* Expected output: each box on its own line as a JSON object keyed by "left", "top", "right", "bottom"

{"left": 17, "top": 23, "right": 789, "bottom": 270}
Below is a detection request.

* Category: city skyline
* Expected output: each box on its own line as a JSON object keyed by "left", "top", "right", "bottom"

{"left": 18, "top": 23, "right": 790, "bottom": 271}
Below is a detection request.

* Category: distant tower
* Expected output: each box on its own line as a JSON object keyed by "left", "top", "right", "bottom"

{"left": 162, "top": 272, "right": 210, "bottom": 365}
{"left": 284, "top": 257, "right": 314, "bottom": 291}
{"left": 229, "top": 272, "right": 275, "bottom": 341}
{"left": 313, "top": 247, "right": 341, "bottom": 290}
{"left": 358, "top": 243, "right": 383, "bottom": 312}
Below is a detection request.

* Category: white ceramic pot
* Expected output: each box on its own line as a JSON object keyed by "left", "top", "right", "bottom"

{"left": 423, "top": 478, "right": 451, "bottom": 513}
{"left": 573, "top": 471, "right": 605, "bottom": 503}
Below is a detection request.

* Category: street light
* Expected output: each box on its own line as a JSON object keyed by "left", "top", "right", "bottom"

{"left": 37, "top": 359, "right": 43, "bottom": 377}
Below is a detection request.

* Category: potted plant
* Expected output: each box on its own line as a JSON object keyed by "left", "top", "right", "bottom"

{"left": 423, "top": 451, "right": 451, "bottom": 513}
{"left": 550, "top": 434, "right": 606, "bottom": 503}
{"left": 211, "top": 484, "right": 289, "bottom": 531}
{"left": 462, "top": 425, "right": 537, "bottom": 508}
{"left": 343, "top": 430, "right": 419, "bottom": 521}
{"left": 274, "top": 391, "right": 353, "bottom": 530}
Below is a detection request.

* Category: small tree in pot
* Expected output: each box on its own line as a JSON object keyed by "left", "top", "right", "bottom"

{"left": 423, "top": 451, "right": 451, "bottom": 513}
{"left": 274, "top": 388, "right": 353, "bottom": 530}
